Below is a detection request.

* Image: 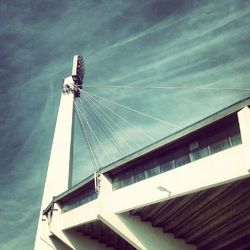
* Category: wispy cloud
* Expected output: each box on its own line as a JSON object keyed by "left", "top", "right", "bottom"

{"left": 1, "top": 0, "right": 250, "bottom": 249}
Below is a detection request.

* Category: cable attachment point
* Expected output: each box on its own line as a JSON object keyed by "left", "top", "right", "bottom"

{"left": 94, "top": 171, "right": 101, "bottom": 194}
{"left": 62, "top": 55, "right": 85, "bottom": 97}
{"left": 62, "top": 84, "right": 75, "bottom": 94}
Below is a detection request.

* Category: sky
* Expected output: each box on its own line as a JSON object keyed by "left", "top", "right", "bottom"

{"left": 0, "top": 0, "right": 250, "bottom": 249}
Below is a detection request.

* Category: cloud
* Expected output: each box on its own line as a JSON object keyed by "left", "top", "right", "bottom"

{"left": 1, "top": 0, "right": 250, "bottom": 249}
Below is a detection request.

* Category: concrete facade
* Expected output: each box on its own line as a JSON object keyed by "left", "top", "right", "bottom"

{"left": 35, "top": 98, "right": 250, "bottom": 249}
{"left": 34, "top": 60, "right": 250, "bottom": 249}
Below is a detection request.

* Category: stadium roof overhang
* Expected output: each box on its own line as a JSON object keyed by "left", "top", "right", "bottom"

{"left": 130, "top": 176, "right": 250, "bottom": 250}
{"left": 48, "top": 176, "right": 250, "bottom": 250}
{"left": 44, "top": 97, "right": 250, "bottom": 215}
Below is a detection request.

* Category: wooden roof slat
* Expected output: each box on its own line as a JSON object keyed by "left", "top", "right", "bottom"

{"left": 187, "top": 201, "right": 250, "bottom": 244}
{"left": 173, "top": 179, "right": 250, "bottom": 237}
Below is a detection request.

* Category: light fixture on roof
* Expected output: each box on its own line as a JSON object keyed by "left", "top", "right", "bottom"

{"left": 157, "top": 186, "right": 171, "bottom": 196}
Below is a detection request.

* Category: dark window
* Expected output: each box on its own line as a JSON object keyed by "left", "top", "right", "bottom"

{"left": 230, "top": 133, "right": 242, "bottom": 146}
{"left": 160, "top": 160, "right": 174, "bottom": 173}
{"left": 144, "top": 158, "right": 159, "bottom": 178}
{"left": 210, "top": 138, "right": 230, "bottom": 154}
{"left": 61, "top": 187, "right": 97, "bottom": 213}
{"left": 190, "top": 146, "right": 210, "bottom": 161}
{"left": 146, "top": 165, "right": 160, "bottom": 177}
{"left": 189, "top": 141, "right": 199, "bottom": 151}
{"left": 173, "top": 146, "right": 190, "bottom": 167}
{"left": 111, "top": 115, "right": 242, "bottom": 190}
{"left": 174, "top": 154, "right": 190, "bottom": 167}
{"left": 113, "top": 177, "right": 122, "bottom": 189}
{"left": 121, "top": 170, "right": 134, "bottom": 187}
{"left": 123, "top": 176, "right": 134, "bottom": 186}
{"left": 134, "top": 166, "right": 146, "bottom": 183}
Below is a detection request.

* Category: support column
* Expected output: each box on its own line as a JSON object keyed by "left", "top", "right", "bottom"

{"left": 34, "top": 91, "right": 74, "bottom": 250}
{"left": 98, "top": 175, "right": 196, "bottom": 250}
{"left": 238, "top": 107, "right": 250, "bottom": 172}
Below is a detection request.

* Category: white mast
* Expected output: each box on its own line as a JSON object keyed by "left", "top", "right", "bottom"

{"left": 34, "top": 55, "right": 84, "bottom": 250}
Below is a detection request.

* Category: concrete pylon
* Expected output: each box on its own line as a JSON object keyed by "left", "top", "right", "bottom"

{"left": 34, "top": 56, "right": 83, "bottom": 250}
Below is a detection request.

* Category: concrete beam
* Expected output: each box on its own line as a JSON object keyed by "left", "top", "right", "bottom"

{"left": 112, "top": 146, "right": 247, "bottom": 213}
{"left": 60, "top": 200, "right": 99, "bottom": 230}
{"left": 238, "top": 107, "right": 250, "bottom": 172}
{"left": 98, "top": 175, "right": 196, "bottom": 250}
{"left": 50, "top": 204, "right": 111, "bottom": 250}
{"left": 50, "top": 235, "right": 72, "bottom": 250}
{"left": 98, "top": 212, "right": 196, "bottom": 250}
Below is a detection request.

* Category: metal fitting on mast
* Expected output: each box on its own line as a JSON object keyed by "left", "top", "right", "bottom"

{"left": 63, "top": 55, "right": 85, "bottom": 97}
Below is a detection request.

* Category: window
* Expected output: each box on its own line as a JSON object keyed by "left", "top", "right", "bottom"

{"left": 113, "top": 169, "right": 134, "bottom": 189}
{"left": 190, "top": 146, "right": 210, "bottom": 161}
{"left": 160, "top": 160, "right": 174, "bottom": 173}
{"left": 113, "top": 177, "right": 122, "bottom": 189}
{"left": 230, "top": 133, "right": 242, "bottom": 146}
{"left": 123, "top": 177, "right": 134, "bottom": 186}
{"left": 210, "top": 138, "right": 230, "bottom": 154}
{"left": 174, "top": 154, "right": 190, "bottom": 167}
{"left": 61, "top": 187, "right": 97, "bottom": 213}
{"left": 144, "top": 158, "right": 159, "bottom": 178}
{"left": 134, "top": 167, "right": 146, "bottom": 183}
{"left": 146, "top": 165, "right": 160, "bottom": 177}
{"left": 111, "top": 116, "right": 242, "bottom": 190}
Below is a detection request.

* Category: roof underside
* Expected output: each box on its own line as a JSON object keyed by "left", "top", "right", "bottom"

{"left": 131, "top": 176, "right": 250, "bottom": 250}
{"left": 66, "top": 177, "right": 250, "bottom": 250}
{"left": 72, "top": 220, "right": 136, "bottom": 250}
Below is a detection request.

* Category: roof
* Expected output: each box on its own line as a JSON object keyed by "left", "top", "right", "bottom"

{"left": 44, "top": 96, "right": 250, "bottom": 214}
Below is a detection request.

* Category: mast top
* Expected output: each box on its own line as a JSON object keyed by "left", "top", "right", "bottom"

{"left": 63, "top": 55, "right": 85, "bottom": 97}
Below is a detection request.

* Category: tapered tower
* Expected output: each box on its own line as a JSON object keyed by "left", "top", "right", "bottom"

{"left": 34, "top": 55, "right": 84, "bottom": 250}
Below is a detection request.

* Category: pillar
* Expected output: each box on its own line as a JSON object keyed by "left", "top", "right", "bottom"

{"left": 238, "top": 106, "right": 250, "bottom": 172}
{"left": 34, "top": 86, "right": 74, "bottom": 249}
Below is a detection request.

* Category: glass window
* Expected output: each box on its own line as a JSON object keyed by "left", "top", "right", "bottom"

{"left": 230, "top": 133, "right": 242, "bottom": 146}
{"left": 61, "top": 187, "right": 97, "bottom": 213}
{"left": 160, "top": 160, "right": 174, "bottom": 173}
{"left": 111, "top": 117, "right": 242, "bottom": 190}
{"left": 113, "top": 177, "right": 122, "bottom": 190}
{"left": 134, "top": 167, "right": 146, "bottom": 183}
{"left": 122, "top": 175, "right": 134, "bottom": 186}
{"left": 189, "top": 141, "right": 199, "bottom": 151}
{"left": 123, "top": 169, "right": 135, "bottom": 186}
{"left": 190, "top": 146, "right": 210, "bottom": 161}
{"left": 210, "top": 138, "right": 230, "bottom": 154}
{"left": 174, "top": 154, "right": 190, "bottom": 167}
{"left": 146, "top": 165, "right": 160, "bottom": 177}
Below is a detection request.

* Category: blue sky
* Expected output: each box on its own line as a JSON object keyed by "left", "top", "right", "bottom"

{"left": 0, "top": 0, "right": 250, "bottom": 249}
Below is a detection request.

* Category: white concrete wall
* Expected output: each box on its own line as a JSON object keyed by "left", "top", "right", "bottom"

{"left": 238, "top": 107, "right": 250, "bottom": 172}
{"left": 61, "top": 200, "right": 98, "bottom": 230}
{"left": 35, "top": 92, "right": 74, "bottom": 250}
{"left": 37, "top": 106, "right": 250, "bottom": 249}
{"left": 112, "top": 145, "right": 247, "bottom": 213}
{"left": 60, "top": 146, "right": 247, "bottom": 229}
{"left": 53, "top": 144, "right": 249, "bottom": 250}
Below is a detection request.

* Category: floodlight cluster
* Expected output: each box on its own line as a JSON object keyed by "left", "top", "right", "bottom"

{"left": 73, "top": 55, "right": 85, "bottom": 97}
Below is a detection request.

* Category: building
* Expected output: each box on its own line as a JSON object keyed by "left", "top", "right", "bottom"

{"left": 34, "top": 56, "right": 250, "bottom": 250}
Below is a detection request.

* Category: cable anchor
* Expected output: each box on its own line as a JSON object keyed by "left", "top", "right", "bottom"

{"left": 94, "top": 171, "right": 101, "bottom": 194}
